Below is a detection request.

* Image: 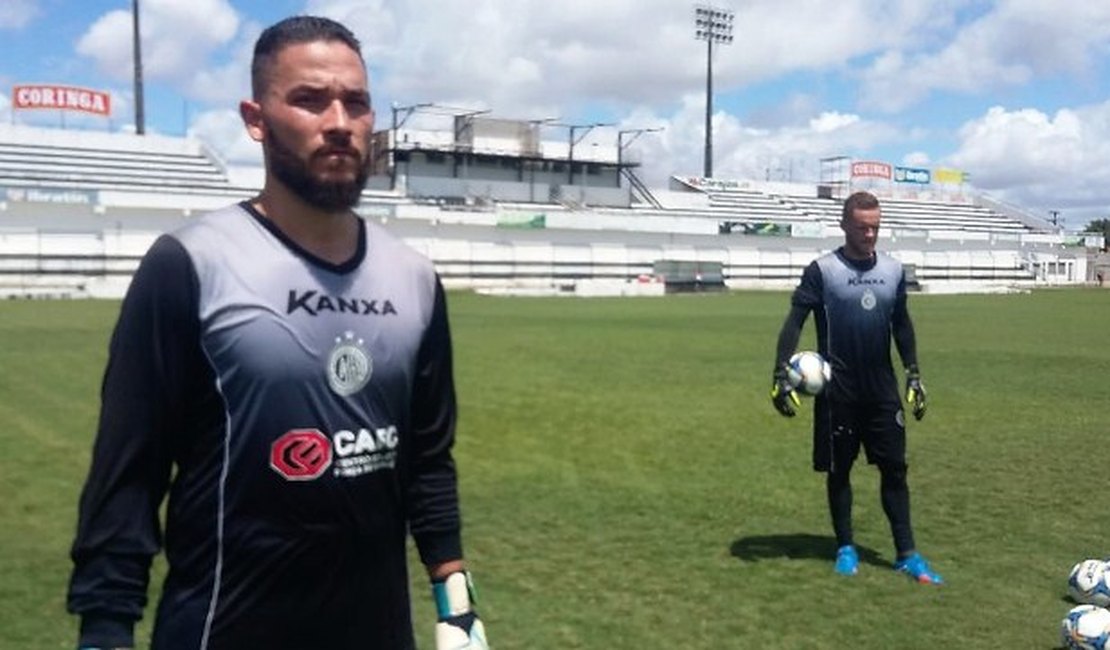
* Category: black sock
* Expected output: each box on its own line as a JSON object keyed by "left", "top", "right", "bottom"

{"left": 826, "top": 471, "right": 853, "bottom": 548}
{"left": 879, "top": 464, "right": 916, "bottom": 557}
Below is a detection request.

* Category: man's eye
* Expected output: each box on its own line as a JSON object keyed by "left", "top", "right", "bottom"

{"left": 292, "top": 94, "right": 328, "bottom": 110}
{"left": 345, "top": 97, "right": 371, "bottom": 112}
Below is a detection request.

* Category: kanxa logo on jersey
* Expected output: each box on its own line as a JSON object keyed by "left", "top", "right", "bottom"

{"left": 270, "top": 426, "right": 399, "bottom": 481}
{"left": 287, "top": 290, "right": 397, "bottom": 317}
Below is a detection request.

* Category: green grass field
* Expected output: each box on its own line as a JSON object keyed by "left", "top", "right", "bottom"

{"left": 2, "top": 289, "right": 1108, "bottom": 648}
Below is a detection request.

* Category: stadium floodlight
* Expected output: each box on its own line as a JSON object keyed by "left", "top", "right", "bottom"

{"left": 694, "top": 4, "right": 734, "bottom": 178}
{"left": 617, "top": 127, "right": 664, "bottom": 187}
{"left": 132, "top": 0, "right": 145, "bottom": 134}
{"left": 566, "top": 122, "right": 614, "bottom": 185}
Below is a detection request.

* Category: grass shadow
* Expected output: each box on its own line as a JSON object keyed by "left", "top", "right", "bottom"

{"left": 729, "top": 532, "right": 887, "bottom": 569}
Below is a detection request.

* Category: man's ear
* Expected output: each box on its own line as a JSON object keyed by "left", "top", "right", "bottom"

{"left": 240, "top": 100, "right": 265, "bottom": 142}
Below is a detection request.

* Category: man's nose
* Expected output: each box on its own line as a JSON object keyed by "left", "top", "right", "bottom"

{"left": 323, "top": 99, "right": 352, "bottom": 133}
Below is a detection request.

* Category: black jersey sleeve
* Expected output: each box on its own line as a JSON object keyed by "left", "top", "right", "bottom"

{"left": 68, "top": 235, "right": 202, "bottom": 648}
{"left": 774, "top": 262, "right": 822, "bottom": 367}
{"left": 406, "top": 275, "right": 464, "bottom": 566}
{"left": 891, "top": 273, "right": 919, "bottom": 370}
{"left": 792, "top": 260, "right": 824, "bottom": 308}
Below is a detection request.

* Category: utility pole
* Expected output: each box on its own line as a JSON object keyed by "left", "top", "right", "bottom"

{"left": 617, "top": 127, "right": 663, "bottom": 187}
{"left": 132, "top": 0, "right": 145, "bottom": 134}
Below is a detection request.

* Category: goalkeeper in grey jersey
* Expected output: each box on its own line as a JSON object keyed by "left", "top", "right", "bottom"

{"left": 770, "top": 191, "right": 942, "bottom": 584}
{"left": 67, "top": 16, "right": 488, "bottom": 649}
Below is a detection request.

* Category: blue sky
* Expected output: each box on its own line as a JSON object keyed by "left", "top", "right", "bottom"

{"left": 2, "top": 0, "right": 1109, "bottom": 228}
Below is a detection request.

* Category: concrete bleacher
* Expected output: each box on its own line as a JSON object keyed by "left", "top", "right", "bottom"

{"left": 0, "top": 123, "right": 252, "bottom": 196}
{"left": 779, "top": 194, "right": 1030, "bottom": 234}
{"left": 665, "top": 177, "right": 1039, "bottom": 236}
{"left": 0, "top": 124, "right": 1087, "bottom": 298}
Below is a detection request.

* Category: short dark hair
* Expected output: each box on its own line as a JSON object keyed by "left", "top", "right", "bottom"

{"left": 251, "top": 15, "right": 364, "bottom": 98}
{"left": 841, "top": 191, "right": 880, "bottom": 222}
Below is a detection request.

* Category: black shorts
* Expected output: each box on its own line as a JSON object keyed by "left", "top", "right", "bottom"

{"left": 812, "top": 397, "right": 906, "bottom": 473}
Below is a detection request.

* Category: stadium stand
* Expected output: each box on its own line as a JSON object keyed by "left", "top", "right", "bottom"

{"left": 0, "top": 121, "right": 1093, "bottom": 299}
{"left": 0, "top": 123, "right": 244, "bottom": 196}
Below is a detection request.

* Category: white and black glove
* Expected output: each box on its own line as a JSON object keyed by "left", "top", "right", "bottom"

{"left": 432, "top": 571, "right": 489, "bottom": 650}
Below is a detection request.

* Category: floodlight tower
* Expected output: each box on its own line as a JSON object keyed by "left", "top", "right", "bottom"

{"left": 694, "top": 5, "right": 733, "bottom": 178}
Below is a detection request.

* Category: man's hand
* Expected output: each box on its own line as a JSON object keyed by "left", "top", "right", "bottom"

{"left": 905, "top": 365, "right": 927, "bottom": 421}
{"left": 771, "top": 365, "right": 801, "bottom": 417}
{"left": 433, "top": 572, "right": 488, "bottom": 650}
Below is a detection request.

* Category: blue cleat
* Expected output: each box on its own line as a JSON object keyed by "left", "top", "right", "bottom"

{"left": 834, "top": 545, "right": 859, "bottom": 576}
{"left": 894, "top": 552, "right": 944, "bottom": 584}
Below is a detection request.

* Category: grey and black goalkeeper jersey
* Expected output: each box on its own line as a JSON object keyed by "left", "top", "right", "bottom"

{"left": 68, "top": 202, "right": 462, "bottom": 650}
{"left": 791, "top": 248, "right": 912, "bottom": 403}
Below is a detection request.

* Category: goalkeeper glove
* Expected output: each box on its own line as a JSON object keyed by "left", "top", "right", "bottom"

{"left": 904, "top": 365, "right": 927, "bottom": 421}
{"left": 770, "top": 364, "right": 801, "bottom": 417}
{"left": 433, "top": 571, "right": 488, "bottom": 650}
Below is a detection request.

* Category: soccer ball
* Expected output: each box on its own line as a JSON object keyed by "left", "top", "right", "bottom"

{"left": 1061, "top": 604, "right": 1110, "bottom": 649}
{"left": 786, "top": 351, "right": 832, "bottom": 396}
{"left": 1071, "top": 560, "right": 1110, "bottom": 607}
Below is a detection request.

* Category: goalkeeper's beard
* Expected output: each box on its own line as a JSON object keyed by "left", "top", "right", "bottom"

{"left": 264, "top": 128, "right": 370, "bottom": 212}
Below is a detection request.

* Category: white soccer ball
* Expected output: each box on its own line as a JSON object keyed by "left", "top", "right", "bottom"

{"left": 1061, "top": 604, "right": 1110, "bottom": 649}
{"left": 786, "top": 351, "right": 832, "bottom": 396}
{"left": 1071, "top": 560, "right": 1110, "bottom": 607}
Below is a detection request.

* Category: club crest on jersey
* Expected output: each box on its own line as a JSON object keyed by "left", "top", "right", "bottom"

{"left": 860, "top": 288, "right": 877, "bottom": 311}
{"left": 327, "top": 331, "right": 372, "bottom": 396}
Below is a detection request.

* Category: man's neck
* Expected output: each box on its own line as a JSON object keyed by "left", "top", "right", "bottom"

{"left": 252, "top": 182, "right": 359, "bottom": 265}
{"left": 840, "top": 246, "right": 875, "bottom": 262}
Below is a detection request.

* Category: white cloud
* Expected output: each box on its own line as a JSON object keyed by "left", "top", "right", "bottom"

{"left": 810, "top": 112, "right": 860, "bottom": 133}
{"left": 151, "top": 1, "right": 1109, "bottom": 228}
{"left": 0, "top": 0, "right": 38, "bottom": 29}
{"left": 169, "top": 1, "right": 1034, "bottom": 133}
{"left": 76, "top": 0, "right": 241, "bottom": 88}
{"left": 189, "top": 108, "right": 261, "bottom": 164}
{"left": 617, "top": 94, "right": 900, "bottom": 185}
{"left": 949, "top": 102, "right": 1110, "bottom": 222}
{"left": 186, "top": 20, "right": 259, "bottom": 105}
{"left": 903, "top": 151, "right": 932, "bottom": 167}
{"left": 860, "top": 1, "right": 1110, "bottom": 112}
{"left": 292, "top": 0, "right": 978, "bottom": 123}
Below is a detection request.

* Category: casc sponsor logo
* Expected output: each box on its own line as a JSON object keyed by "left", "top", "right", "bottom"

{"left": 270, "top": 426, "right": 399, "bottom": 481}
{"left": 270, "top": 429, "right": 332, "bottom": 480}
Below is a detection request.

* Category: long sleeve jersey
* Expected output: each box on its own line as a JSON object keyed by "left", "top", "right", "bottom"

{"left": 776, "top": 247, "right": 918, "bottom": 403}
{"left": 68, "top": 202, "right": 463, "bottom": 649}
